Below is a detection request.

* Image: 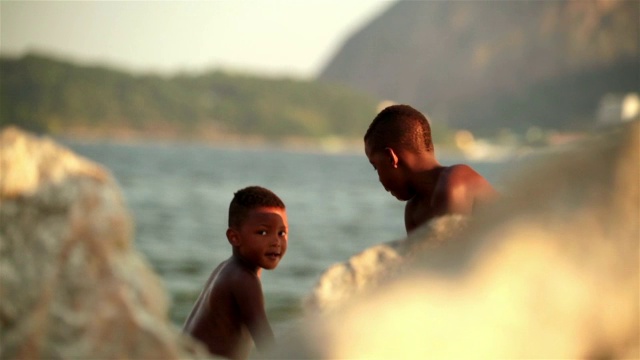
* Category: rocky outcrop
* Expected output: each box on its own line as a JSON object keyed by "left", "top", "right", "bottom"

{"left": 271, "top": 121, "right": 639, "bottom": 359}
{"left": 304, "top": 215, "right": 468, "bottom": 313}
{"left": 0, "top": 127, "right": 211, "bottom": 359}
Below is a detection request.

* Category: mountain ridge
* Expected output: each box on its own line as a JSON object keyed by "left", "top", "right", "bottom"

{"left": 319, "top": 0, "right": 639, "bottom": 135}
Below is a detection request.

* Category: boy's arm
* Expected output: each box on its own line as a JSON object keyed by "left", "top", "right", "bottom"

{"left": 232, "top": 273, "right": 275, "bottom": 352}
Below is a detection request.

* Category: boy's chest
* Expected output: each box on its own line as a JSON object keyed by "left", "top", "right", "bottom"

{"left": 406, "top": 197, "right": 441, "bottom": 231}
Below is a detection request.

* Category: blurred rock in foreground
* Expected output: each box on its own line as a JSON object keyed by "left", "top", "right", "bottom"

{"left": 273, "top": 121, "right": 640, "bottom": 359}
{"left": 0, "top": 126, "right": 210, "bottom": 359}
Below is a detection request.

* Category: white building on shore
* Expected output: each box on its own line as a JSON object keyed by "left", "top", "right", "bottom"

{"left": 597, "top": 92, "right": 640, "bottom": 126}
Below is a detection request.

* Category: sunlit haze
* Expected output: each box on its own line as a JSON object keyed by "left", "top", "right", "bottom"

{"left": 1, "top": 0, "right": 394, "bottom": 78}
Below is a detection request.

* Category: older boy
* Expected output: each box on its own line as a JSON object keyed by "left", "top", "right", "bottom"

{"left": 364, "top": 104, "right": 498, "bottom": 233}
{"left": 183, "top": 186, "right": 288, "bottom": 359}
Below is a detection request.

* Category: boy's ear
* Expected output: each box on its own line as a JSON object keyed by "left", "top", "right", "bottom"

{"left": 226, "top": 228, "right": 240, "bottom": 246}
{"left": 384, "top": 147, "right": 400, "bottom": 168}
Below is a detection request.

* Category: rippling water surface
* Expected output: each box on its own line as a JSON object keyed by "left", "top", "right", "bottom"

{"left": 64, "top": 140, "right": 508, "bottom": 334}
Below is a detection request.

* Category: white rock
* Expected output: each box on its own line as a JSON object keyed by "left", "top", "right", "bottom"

{"left": 0, "top": 127, "right": 211, "bottom": 359}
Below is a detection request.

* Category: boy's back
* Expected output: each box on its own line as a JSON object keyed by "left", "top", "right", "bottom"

{"left": 183, "top": 258, "right": 257, "bottom": 359}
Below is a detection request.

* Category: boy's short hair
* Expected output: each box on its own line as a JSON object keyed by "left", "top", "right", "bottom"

{"left": 364, "top": 104, "right": 434, "bottom": 153}
{"left": 228, "top": 186, "right": 285, "bottom": 228}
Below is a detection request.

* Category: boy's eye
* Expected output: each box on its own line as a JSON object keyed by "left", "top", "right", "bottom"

{"left": 257, "top": 230, "right": 268, "bottom": 236}
{"left": 278, "top": 231, "right": 287, "bottom": 237}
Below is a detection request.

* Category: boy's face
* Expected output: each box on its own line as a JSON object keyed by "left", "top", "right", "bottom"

{"left": 365, "top": 142, "right": 413, "bottom": 201}
{"left": 228, "top": 207, "right": 288, "bottom": 270}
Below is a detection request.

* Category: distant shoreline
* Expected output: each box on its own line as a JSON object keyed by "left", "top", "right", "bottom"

{"left": 51, "top": 127, "right": 367, "bottom": 156}
{"left": 5, "top": 124, "right": 521, "bottom": 161}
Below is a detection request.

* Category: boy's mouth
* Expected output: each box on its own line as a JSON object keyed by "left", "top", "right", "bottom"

{"left": 265, "top": 252, "right": 281, "bottom": 259}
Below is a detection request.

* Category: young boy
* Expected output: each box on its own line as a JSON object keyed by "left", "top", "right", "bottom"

{"left": 364, "top": 104, "right": 498, "bottom": 233}
{"left": 183, "top": 186, "right": 288, "bottom": 359}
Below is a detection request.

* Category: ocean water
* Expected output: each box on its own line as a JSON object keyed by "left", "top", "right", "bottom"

{"left": 63, "top": 139, "right": 508, "bottom": 334}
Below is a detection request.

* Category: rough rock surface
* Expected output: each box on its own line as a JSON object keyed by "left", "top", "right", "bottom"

{"left": 304, "top": 215, "right": 468, "bottom": 313}
{"left": 272, "top": 121, "right": 639, "bottom": 359}
{"left": 0, "top": 127, "right": 211, "bottom": 359}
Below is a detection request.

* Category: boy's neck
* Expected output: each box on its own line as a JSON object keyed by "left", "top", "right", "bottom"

{"left": 402, "top": 149, "right": 440, "bottom": 173}
{"left": 231, "top": 252, "right": 262, "bottom": 277}
{"left": 417, "top": 166, "right": 445, "bottom": 189}
{"left": 404, "top": 150, "right": 444, "bottom": 197}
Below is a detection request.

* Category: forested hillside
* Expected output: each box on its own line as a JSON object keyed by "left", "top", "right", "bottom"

{"left": 1, "top": 54, "right": 379, "bottom": 140}
{"left": 320, "top": 0, "right": 638, "bottom": 135}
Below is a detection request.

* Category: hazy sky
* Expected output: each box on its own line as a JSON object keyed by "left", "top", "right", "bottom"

{"left": 1, "top": 0, "right": 394, "bottom": 78}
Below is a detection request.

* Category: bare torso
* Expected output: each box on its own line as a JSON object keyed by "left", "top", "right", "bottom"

{"left": 182, "top": 258, "right": 259, "bottom": 359}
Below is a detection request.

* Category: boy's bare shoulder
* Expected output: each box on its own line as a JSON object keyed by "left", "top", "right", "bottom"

{"left": 437, "top": 164, "right": 495, "bottom": 201}
{"left": 217, "top": 260, "right": 262, "bottom": 292}
{"left": 204, "top": 260, "right": 259, "bottom": 293}
{"left": 221, "top": 259, "right": 258, "bottom": 278}
{"left": 446, "top": 164, "right": 498, "bottom": 202}
{"left": 446, "top": 164, "right": 480, "bottom": 177}
{"left": 442, "top": 164, "right": 489, "bottom": 187}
